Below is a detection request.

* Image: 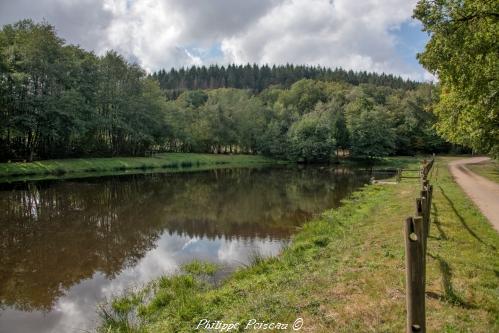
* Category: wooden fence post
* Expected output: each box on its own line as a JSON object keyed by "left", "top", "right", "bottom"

{"left": 420, "top": 190, "right": 429, "bottom": 244}
{"left": 403, "top": 156, "right": 434, "bottom": 332}
{"left": 427, "top": 185, "right": 433, "bottom": 237}
{"left": 415, "top": 198, "right": 426, "bottom": 253}
{"left": 404, "top": 216, "right": 426, "bottom": 333}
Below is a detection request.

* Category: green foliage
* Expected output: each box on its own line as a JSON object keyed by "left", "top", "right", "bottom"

{"left": 277, "top": 79, "right": 330, "bottom": 114}
{"left": 324, "top": 100, "right": 350, "bottom": 150}
{"left": 0, "top": 20, "right": 169, "bottom": 161}
{"left": 152, "top": 63, "right": 420, "bottom": 94}
{"left": 413, "top": 0, "right": 499, "bottom": 156}
{"left": 287, "top": 106, "right": 336, "bottom": 162}
{"left": 348, "top": 106, "right": 396, "bottom": 158}
{"left": 0, "top": 19, "right": 452, "bottom": 164}
{"left": 176, "top": 90, "right": 208, "bottom": 108}
{"left": 163, "top": 80, "right": 448, "bottom": 162}
{"left": 388, "top": 85, "right": 448, "bottom": 154}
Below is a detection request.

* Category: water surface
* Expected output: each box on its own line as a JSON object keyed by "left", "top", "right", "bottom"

{"left": 0, "top": 165, "right": 384, "bottom": 332}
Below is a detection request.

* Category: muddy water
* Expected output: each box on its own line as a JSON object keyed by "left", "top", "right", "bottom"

{"left": 0, "top": 165, "right": 387, "bottom": 333}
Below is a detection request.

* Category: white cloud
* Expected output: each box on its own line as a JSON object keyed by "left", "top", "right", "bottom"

{"left": 101, "top": 0, "right": 194, "bottom": 71}
{"left": 221, "top": 0, "right": 420, "bottom": 78}
{"left": 0, "top": 0, "right": 428, "bottom": 79}
{"left": 217, "top": 237, "right": 284, "bottom": 265}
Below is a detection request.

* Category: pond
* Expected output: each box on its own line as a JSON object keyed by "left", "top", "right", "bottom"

{"left": 0, "top": 165, "right": 391, "bottom": 333}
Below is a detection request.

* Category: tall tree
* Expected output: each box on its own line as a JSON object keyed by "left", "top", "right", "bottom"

{"left": 0, "top": 19, "right": 452, "bottom": 163}
{"left": 287, "top": 107, "right": 337, "bottom": 162}
{"left": 348, "top": 107, "right": 396, "bottom": 158}
{"left": 414, "top": 0, "right": 499, "bottom": 156}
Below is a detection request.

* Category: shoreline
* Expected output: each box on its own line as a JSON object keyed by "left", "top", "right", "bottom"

{"left": 98, "top": 156, "right": 499, "bottom": 332}
{"left": 0, "top": 153, "right": 280, "bottom": 183}
{"left": 0, "top": 153, "right": 418, "bottom": 184}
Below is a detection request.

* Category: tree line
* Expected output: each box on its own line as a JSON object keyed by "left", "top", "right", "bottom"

{"left": 152, "top": 64, "right": 420, "bottom": 98}
{"left": 0, "top": 19, "right": 451, "bottom": 163}
{"left": 0, "top": 20, "right": 168, "bottom": 161}
{"left": 163, "top": 80, "right": 449, "bottom": 161}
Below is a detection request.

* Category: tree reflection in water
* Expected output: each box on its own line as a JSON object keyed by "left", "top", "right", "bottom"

{"left": 0, "top": 165, "right": 376, "bottom": 332}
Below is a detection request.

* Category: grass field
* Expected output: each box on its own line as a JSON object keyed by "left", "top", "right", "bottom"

{"left": 467, "top": 159, "right": 499, "bottom": 183}
{"left": 98, "top": 156, "right": 499, "bottom": 332}
{"left": 0, "top": 153, "right": 277, "bottom": 183}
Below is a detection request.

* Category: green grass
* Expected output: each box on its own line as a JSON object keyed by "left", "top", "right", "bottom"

{"left": 98, "top": 156, "right": 499, "bottom": 332}
{"left": 99, "top": 261, "right": 219, "bottom": 333}
{"left": 0, "top": 153, "right": 278, "bottom": 183}
{"left": 467, "top": 159, "right": 499, "bottom": 183}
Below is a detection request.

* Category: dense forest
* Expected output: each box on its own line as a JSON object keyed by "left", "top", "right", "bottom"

{"left": 0, "top": 19, "right": 451, "bottom": 163}
{"left": 151, "top": 64, "right": 419, "bottom": 97}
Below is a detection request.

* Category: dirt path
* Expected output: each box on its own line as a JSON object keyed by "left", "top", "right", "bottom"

{"left": 448, "top": 157, "right": 499, "bottom": 232}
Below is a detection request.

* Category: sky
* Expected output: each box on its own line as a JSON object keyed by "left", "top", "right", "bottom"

{"left": 0, "top": 0, "right": 432, "bottom": 81}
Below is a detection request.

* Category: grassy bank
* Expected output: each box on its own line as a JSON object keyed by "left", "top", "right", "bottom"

{"left": 0, "top": 153, "right": 277, "bottom": 183}
{"left": 99, "top": 156, "right": 499, "bottom": 332}
{"left": 467, "top": 159, "right": 499, "bottom": 183}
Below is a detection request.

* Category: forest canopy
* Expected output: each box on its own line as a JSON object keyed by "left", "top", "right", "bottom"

{"left": 0, "top": 19, "right": 451, "bottom": 163}
{"left": 151, "top": 63, "right": 419, "bottom": 97}
{"left": 414, "top": 0, "right": 499, "bottom": 157}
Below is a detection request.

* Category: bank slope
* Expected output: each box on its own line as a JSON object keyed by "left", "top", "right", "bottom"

{"left": 0, "top": 153, "right": 276, "bottom": 183}
{"left": 99, "top": 157, "right": 499, "bottom": 332}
